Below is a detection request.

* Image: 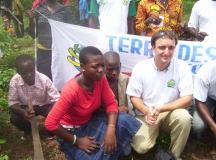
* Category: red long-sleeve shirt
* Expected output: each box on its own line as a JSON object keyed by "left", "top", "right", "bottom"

{"left": 45, "top": 74, "right": 118, "bottom": 131}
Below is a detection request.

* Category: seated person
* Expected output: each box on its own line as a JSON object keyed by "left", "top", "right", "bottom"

{"left": 190, "top": 60, "right": 216, "bottom": 143}
{"left": 135, "top": 0, "right": 188, "bottom": 37}
{"left": 98, "top": 51, "right": 130, "bottom": 114}
{"left": 45, "top": 46, "right": 141, "bottom": 160}
{"left": 9, "top": 54, "right": 60, "bottom": 139}
{"left": 126, "top": 30, "right": 193, "bottom": 159}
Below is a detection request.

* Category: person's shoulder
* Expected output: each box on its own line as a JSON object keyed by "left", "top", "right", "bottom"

{"left": 119, "top": 73, "right": 130, "bottom": 79}
{"left": 35, "top": 2, "right": 44, "bottom": 10}
{"left": 173, "top": 57, "right": 188, "bottom": 67}
{"left": 36, "top": 71, "right": 51, "bottom": 82}
{"left": 139, "top": 0, "right": 150, "bottom": 5}
{"left": 135, "top": 58, "right": 153, "bottom": 69}
{"left": 197, "top": 60, "right": 216, "bottom": 76}
{"left": 60, "top": 78, "right": 80, "bottom": 95}
{"left": 193, "top": 0, "right": 207, "bottom": 7}
{"left": 10, "top": 73, "right": 22, "bottom": 84}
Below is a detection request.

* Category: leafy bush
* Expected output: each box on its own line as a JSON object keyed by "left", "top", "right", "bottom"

{"left": 20, "top": 0, "right": 33, "bottom": 10}
{"left": 67, "top": 0, "right": 80, "bottom": 25}
{"left": 156, "top": 132, "right": 171, "bottom": 149}
{"left": 0, "top": 30, "right": 16, "bottom": 50}
{"left": 0, "top": 67, "right": 16, "bottom": 92}
{"left": 0, "top": 97, "right": 9, "bottom": 128}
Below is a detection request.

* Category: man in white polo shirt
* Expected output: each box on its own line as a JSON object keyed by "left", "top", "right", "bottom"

{"left": 188, "top": 0, "right": 216, "bottom": 43}
{"left": 191, "top": 60, "right": 216, "bottom": 141}
{"left": 126, "top": 30, "right": 193, "bottom": 159}
{"left": 88, "top": 0, "right": 136, "bottom": 34}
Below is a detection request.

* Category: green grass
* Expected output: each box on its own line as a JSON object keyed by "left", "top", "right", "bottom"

{"left": 182, "top": 0, "right": 197, "bottom": 21}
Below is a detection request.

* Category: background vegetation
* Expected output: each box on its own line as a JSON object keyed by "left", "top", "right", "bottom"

{"left": 0, "top": 0, "right": 198, "bottom": 159}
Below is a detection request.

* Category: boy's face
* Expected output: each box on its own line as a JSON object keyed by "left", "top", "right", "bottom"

{"left": 17, "top": 59, "right": 35, "bottom": 86}
{"left": 152, "top": 37, "right": 176, "bottom": 68}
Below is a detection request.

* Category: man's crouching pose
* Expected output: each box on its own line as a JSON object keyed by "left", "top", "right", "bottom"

{"left": 9, "top": 54, "right": 60, "bottom": 139}
{"left": 126, "top": 30, "right": 193, "bottom": 160}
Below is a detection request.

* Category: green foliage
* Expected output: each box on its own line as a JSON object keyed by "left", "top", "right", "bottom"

{"left": 67, "top": 0, "right": 80, "bottom": 25}
{"left": 0, "top": 154, "right": 9, "bottom": 160}
{"left": 20, "top": 0, "right": 33, "bottom": 10}
{"left": 156, "top": 132, "right": 171, "bottom": 149}
{"left": 1, "top": 45, "right": 35, "bottom": 68}
{"left": 0, "top": 141, "right": 8, "bottom": 160}
{"left": 0, "top": 97, "right": 9, "bottom": 127}
{"left": 0, "top": 67, "right": 16, "bottom": 92}
{"left": 182, "top": 0, "right": 197, "bottom": 21}
{"left": 0, "top": 30, "right": 16, "bottom": 50}
{"left": 0, "top": 139, "right": 6, "bottom": 144}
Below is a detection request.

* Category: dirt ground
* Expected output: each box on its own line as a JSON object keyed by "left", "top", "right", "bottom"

{"left": 1, "top": 116, "right": 216, "bottom": 160}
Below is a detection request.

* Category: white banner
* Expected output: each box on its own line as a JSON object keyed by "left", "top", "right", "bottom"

{"left": 50, "top": 19, "right": 216, "bottom": 91}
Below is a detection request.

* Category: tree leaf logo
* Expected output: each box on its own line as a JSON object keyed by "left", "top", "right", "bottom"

{"left": 67, "top": 44, "right": 84, "bottom": 72}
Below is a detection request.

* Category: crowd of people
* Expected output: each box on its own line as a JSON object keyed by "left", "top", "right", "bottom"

{"left": 2, "top": 0, "right": 216, "bottom": 160}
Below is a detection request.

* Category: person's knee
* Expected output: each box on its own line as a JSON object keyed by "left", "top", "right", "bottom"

{"left": 192, "top": 118, "right": 206, "bottom": 133}
{"left": 191, "top": 109, "right": 207, "bottom": 133}
{"left": 132, "top": 142, "right": 152, "bottom": 154}
{"left": 172, "top": 109, "right": 192, "bottom": 127}
{"left": 121, "top": 142, "right": 132, "bottom": 156}
{"left": 179, "top": 111, "right": 192, "bottom": 125}
{"left": 10, "top": 112, "right": 20, "bottom": 126}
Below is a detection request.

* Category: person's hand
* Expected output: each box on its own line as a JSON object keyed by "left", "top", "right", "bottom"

{"left": 118, "top": 106, "right": 129, "bottom": 114}
{"left": 102, "top": 126, "right": 117, "bottom": 156}
{"left": 21, "top": 109, "right": 35, "bottom": 121}
{"left": 145, "top": 105, "right": 159, "bottom": 125}
{"left": 196, "top": 32, "right": 208, "bottom": 42}
{"left": 179, "top": 21, "right": 188, "bottom": 32}
{"left": 75, "top": 136, "right": 100, "bottom": 153}
{"left": 27, "top": 9, "right": 38, "bottom": 19}
{"left": 145, "top": 15, "right": 162, "bottom": 25}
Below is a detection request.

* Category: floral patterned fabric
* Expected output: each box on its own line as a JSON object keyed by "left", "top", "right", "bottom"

{"left": 12, "top": 0, "right": 24, "bottom": 16}
{"left": 136, "top": 0, "right": 184, "bottom": 37}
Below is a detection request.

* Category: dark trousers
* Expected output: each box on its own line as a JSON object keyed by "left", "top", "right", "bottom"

{"left": 10, "top": 104, "right": 53, "bottom": 132}
{"left": 37, "top": 49, "right": 52, "bottom": 81}
{"left": 12, "top": 15, "right": 24, "bottom": 38}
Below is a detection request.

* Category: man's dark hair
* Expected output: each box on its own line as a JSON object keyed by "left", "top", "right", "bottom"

{"left": 15, "top": 54, "right": 34, "bottom": 70}
{"left": 151, "top": 30, "right": 178, "bottom": 47}
{"left": 79, "top": 46, "right": 103, "bottom": 65}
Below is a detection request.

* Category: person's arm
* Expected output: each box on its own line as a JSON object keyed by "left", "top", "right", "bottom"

{"left": 51, "top": 125, "right": 100, "bottom": 153}
{"left": 127, "top": 16, "right": 135, "bottom": 35}
{"left": 127, "top": 0, "right": 136, "bottom": 35}
{"left": 135, "top": 2, "right": 161, "bottom": 34}
{"left": 45, "top": 79, "right": 60, "bottom": 103}
{"left": 196, "top": 99, "right": 216, "bottom": 136}
{"left": 130, "top": 96, "right": 158, "bottom": 125}
{"left": 8, "top": 78, "right": 34, "bottom": 120}
{"left": 10, "top": 105, "right": 35, "bottom": 120}
{"left": 101, "top": 76, "right": 118, "bottom": 155}
{"left": 45, "top": 87, "right": 101, "bottom": 153}
{"left": 27, "top": 9, "right": 38, "bottom": 38}
{"left": 158, "top": 95, "right": 192, "bottom": 113}
{"left": 89, "top": 15, "right": 97, "bottom": 29}
{"left": 187, "top": 1, "right": 208, "bottom": 41}
{"left": 188, "top": 27, "right": 208, "bottom": 42}
{"left": 174, "top": 3, "right": 186, "bottom": 35}
{"left": 102, "top": 111, "right": 118, "bottom": 155}
{"left": 88, "top": 0, "right": 98, "bottom": 29}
